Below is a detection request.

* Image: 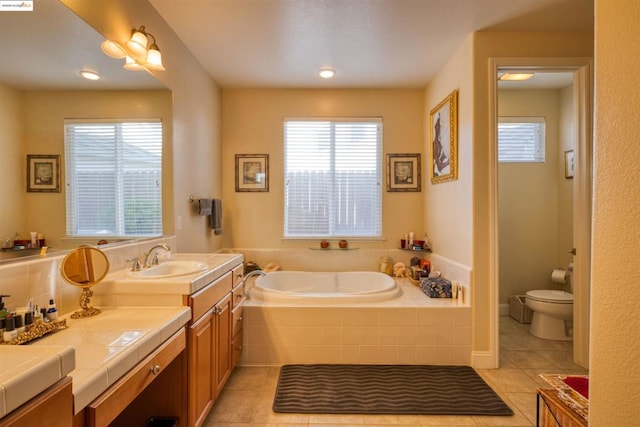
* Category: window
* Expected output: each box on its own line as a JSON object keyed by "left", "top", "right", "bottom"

{"left": 64, "top": 120, "right": 163, "bottom": 237}
{"left": 284, "top": 118, "right": 382, "bottom": 238}
{"left": 498, "top": 117, "right": 546, "bottom": 162}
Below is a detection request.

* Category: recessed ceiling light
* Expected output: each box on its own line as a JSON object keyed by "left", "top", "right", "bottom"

{"left": 499, "top": 72, "right": 534, "bottom": 81}
{"left": 79, "top": 70, "right": 101, "bottom": 81}
{"left": 318, "top": 68, "right": 336, "bottom": 79}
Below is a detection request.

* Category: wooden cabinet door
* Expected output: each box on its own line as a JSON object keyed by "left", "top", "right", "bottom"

{"left": 188, "top": 310, "right": 215, "bottom": 427}
{"left": 214, "top": 293, "right": 233, "bottom": 398}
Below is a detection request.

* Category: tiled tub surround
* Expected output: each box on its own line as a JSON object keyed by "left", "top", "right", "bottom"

{"left": 241, "top": 279, "right": 472, "bottom": 366}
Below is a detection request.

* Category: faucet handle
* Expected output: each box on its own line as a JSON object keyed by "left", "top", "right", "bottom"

{"left": 127, "top": 257, "right": 142, "bottom": 271}
{"left": 150, "top": 253, "right": 160, "bottom": 266}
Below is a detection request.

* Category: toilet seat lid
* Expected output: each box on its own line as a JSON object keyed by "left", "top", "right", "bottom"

{"left": 526, "top": 290, "right": 573, "bottom": 303}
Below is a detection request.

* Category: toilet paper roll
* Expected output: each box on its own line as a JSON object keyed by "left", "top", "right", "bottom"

{"left": 551, "top": 269, "right": 567, "bottom": 283}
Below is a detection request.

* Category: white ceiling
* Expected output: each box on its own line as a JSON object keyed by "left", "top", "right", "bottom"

{"left": 0, "top": 0, "right": 163, "bottom": 90}
{"left": 0, "top": 0, "right": 593, "bottom": 91}
{"left": 150, "top": 0, "right": 594, "bottom": 89}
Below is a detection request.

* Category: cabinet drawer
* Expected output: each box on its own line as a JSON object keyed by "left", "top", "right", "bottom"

{"left": 87, "top": 328, "right": 186, "bottom": 427}
{"left": 0, "top": 377, "right": 73, "bottom": 427}
{"left": 232, "top": 303, "right": 243, "bottom": 338}
{"left": 188, "top": 271, "right": 232, "bottom": 321}
{"left": 232, "top": 282, "right": 245, "bottom": 308}
{"left": 232, "top": 264, "right": 243, "bottom": 286}
{"left": 231, "top": 328, "right": 243, "bottom": 368}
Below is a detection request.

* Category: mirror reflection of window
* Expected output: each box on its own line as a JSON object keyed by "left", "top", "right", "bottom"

{"left": 64, "top": 120, "right": 163, "bottom": 237}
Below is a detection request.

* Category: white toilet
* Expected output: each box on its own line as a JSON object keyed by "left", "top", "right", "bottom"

{"left": 525, "top": 289, "right": 573, "bottom": 341}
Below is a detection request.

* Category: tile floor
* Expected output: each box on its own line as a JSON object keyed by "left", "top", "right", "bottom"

{"left": 204, "top": 316, "right": 588, "bottom": 426}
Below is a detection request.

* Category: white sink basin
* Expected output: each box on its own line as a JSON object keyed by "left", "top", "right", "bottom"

{"left": 127, "top": 260, "right": 209, "bottom": 279}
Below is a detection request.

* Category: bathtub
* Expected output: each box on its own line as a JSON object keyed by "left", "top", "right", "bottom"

{"left": 251, "top": 271, "right": 401, "bottom": 303}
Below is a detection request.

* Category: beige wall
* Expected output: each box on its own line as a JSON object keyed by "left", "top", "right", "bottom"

{"left": 0, "top": 84, "right": 26, "bottom": 244}
{"left": 557, "top": 85, "right": 575, "bottom": 271}
{"left": 498, "top": 89, "right": 571, "bottom": 304}
{"left": 423, "top": 36, "right": 474, "bottom": 268}
{"left": 20, "top": 90, "right": 172, "bottom": 249}
{"left": 221, "top": 89, "right": 424, "bottom": 249}
{"left": 64, "top": 0, "right": 223, "bottom": 254}
{"left": 591, "top": 0, "right": 640, "bottom": 424}
{"left": 472, "top": 32, "right": 593, "bottom": 358}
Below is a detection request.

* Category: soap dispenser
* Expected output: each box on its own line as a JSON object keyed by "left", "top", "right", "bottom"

{"left": 0, "top": 295, "right": 10, "bottom": 319}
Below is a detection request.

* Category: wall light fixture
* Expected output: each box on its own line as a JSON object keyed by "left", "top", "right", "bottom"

{"left": 101, "top": 26, "right": 165, "bottom": 72}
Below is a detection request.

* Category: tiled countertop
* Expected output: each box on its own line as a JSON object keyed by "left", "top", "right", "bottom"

{"left": 1, "top": 306, "right": 191, "bottom": 416}
{"left": 101, "top": 253, "right": 243, "bottom": 295}
{"left": 0, "top": 344, "right": 75, "bottom": 418}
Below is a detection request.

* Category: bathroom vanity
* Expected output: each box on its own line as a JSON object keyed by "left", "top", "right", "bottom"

{"left": 0, "top": 248, "right": 244, "bottom": 427}
{"left": 185, "top": 262, "right": 244, "bottom": 426}
{"left": 95, "top": 251, "right": 245, "bottom": 427}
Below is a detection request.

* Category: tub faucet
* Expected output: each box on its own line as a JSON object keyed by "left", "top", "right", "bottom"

{"left": 143, "top": 243, "right": 171, "bottom": 268}
{"left": 241, "top": 270, "right": 266, "bottom": 299}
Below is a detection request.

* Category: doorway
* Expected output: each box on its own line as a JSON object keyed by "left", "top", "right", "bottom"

{"left": 489, "top": 59, "right": 593, "bottom": 369}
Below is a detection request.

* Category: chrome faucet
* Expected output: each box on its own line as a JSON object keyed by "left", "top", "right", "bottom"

{"left": 241, "top": 269, "right": 266, "bottom": 299}
{"left": 143, "top": 243, "right": 171, "bottom": 268}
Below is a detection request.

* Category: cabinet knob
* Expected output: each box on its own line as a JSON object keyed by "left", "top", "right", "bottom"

{"left": 237, "top": 345, "right": 243, "bottom": 351}
{"left": 238, "top": 316, "right": 243, "bottom": 321}
{"left": 150, "top": 364, "right": 161, "bottom": 375}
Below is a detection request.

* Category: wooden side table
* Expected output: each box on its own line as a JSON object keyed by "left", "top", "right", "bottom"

{"left": 536, "top": 388, "right": 588, "bottom": 427}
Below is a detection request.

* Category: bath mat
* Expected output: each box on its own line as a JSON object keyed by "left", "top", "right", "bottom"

{"left": 273, "top": 364, "right": 513, "bottom": 416}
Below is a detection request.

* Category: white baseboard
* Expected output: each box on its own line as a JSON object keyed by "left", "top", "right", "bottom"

{"left": 499, "top": 304, "right": 510, "bottom": 316}
{"left": 471, "top": 351, "right": 498, "bottom": 369}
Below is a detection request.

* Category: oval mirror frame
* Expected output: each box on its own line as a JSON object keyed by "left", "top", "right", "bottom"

{"left": 60, "top": 246, "right": 110, "bottom": 318}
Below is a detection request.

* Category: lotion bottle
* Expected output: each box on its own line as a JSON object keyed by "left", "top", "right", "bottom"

{"left": 3, "top": 317, "right": 17, "bottom": 342}
{"left": 46, "top": 299, "right": 58, "bottom": 321}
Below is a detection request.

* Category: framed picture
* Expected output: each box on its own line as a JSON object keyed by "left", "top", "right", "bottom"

{"left": 565, "top": 150, "right": 575, "bottom": 179}
{"left": 27, "top": 154, "right": 60, "bottom": 192}
{"left": 235, "top": 154, "right": 269, "bottom": 192}
{"left": 430, "top": 89, "right": 458, "bottom": 184}
{"left": 386, "top": 153, "right": 421, "bottom": 192}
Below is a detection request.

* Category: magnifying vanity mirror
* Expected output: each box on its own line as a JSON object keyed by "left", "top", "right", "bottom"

{"left": 60, "top": 246, "right": 110, "bottom": 319}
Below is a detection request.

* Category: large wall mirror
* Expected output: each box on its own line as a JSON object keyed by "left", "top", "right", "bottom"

{"left": 0, "top": 0, "right": 172, "bottom": 263}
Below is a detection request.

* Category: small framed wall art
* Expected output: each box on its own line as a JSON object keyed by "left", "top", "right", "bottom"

{"left": 386, "top": 153, "right": 421, "bottom": 192}
{"left": 430, "top": 89, "right": 458, "bottom": 184}
{"left": 27, "top": 154, "right": 60, "bottom": 192}
{"left": 235, "top": 154, "right": 269, "bottom": 192}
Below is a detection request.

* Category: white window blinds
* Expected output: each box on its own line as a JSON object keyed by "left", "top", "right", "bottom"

{"left": 284, "top": 118, "right": 382, "bottom": 238}
{"left": 64, "top": 120, "right": 163, "bottom": 237}
{"left": 498, "top": 117, "right": 546, "bottom": 163}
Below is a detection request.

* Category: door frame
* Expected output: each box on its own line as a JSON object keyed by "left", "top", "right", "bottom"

{"left": 488, "top": 57, "right": 593, "bottom": 368}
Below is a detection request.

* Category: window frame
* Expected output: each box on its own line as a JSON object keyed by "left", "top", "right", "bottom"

{"left": 283, "top": 117, "right": 383, "bottom": 239}
{"left": 64, "top": 118, "right": 163, "bottom": 238}
{"left": 498, "top": 116, "right": 546, "bottom": 163}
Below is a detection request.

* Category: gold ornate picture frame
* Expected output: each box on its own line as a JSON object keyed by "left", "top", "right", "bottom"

{"left": 386, "top": 153, "right": 421, "bottom": 192}
{"left": 430, "top": 89, "right": 458, "bottom": 184}
{"left": 27, "top": 154, "right": 60, "bottom": 192}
